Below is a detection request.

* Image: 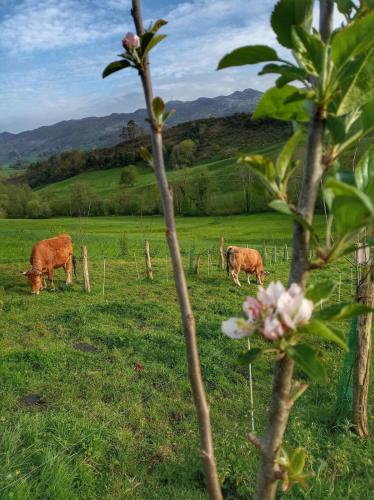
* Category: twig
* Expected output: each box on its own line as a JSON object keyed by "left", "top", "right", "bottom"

{"left": 131, "top": 2, "right": 222, "bottom": 498}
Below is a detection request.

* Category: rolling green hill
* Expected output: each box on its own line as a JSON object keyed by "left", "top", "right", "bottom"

{"left": 37, "top": 142, "right": 286, "bottom": 215}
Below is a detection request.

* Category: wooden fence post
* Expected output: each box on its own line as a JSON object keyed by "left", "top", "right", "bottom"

{"left": 134, "top": 252, "right": 140, "bottom": 280}
{"left": 81, "top": 245, "right": 91, "bottom": 293}
{"left": 102, "top": 257, "right": 106, "bottom": 297}
{"left": 194, "top": 254, "right": 201, "bottom": 275}
{"left": 145, "top": 240, "right": 153, "bottom": 281}
{"left": 219, "top": 236, "right": 225, "bottom": 270}
{"left": 353, "top": 249, "right": 373, "bottom": 438}
{"left": 272, "top": 246, "right": 277, "bottom": 264}
{"left": 283, "top": 244, "right": 289, "bottom": 262}
{"left": 188, "top": 242, "right": 195, "bottom": 274}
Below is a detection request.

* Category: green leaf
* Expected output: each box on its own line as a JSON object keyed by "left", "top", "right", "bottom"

{"left": 150, "top": 19, "right": 167, "bottom": 33}
{"left": 283, "top": 89, "right": 315, "bottom": 104}
{"left": 142, "top": 34, "right": 167, "bottom": 59}
{"left": 331, "top": 195, "right": 371, "bottom": 234}
{"left": 239, "top": 155, "right": 276, "bottom": 182}
{"left": 336, "top": 48, "right": 374, "bottom": 115}
{"left": 336, "top": 0, "right": 355, "bottom": 15}
{"left": 326, "top": 114, "right": 346, "bottom": 143}
{"left": 259, "top": 64, "right": 307, "bottom": 85}
{"left": 355, "top": 145, "right": 374, "bottom": 198}
{"left": 276, "top": 129, "right": 303, "bottom": 180}
{"left": 291, "top": 26, "right": 324, "bottom": 76}
{"left": 152, "top": 96, "right": 165, "bottom": 118}
{"left": 315, "top": 302, "right": 374, "bottom": 321}
{"left": 332, "top": 12, "right": 374, "bottom": 68}
{"left": 298, "top": 320, "right": 348, "bottom": 351}
{"left": 217, "top": 45, "right": 279, "bottom": 70}
{"left": 361, "top": 99, "right": 374, "bottom": 133}
{"left": 139, "top": 146, "right": 153, "bottom": 167}
{"left": 271, "top": 0, "right": 313, "bottom": 49}
{"left": 306, "top": 281, "right": 337, "bottom": 303}
{"left": 102, "top": 60, "right": 132, "bottom": 78}
{"left": 290, "top": 448, "right": 306, "bottom": 476}
{"left": 163, "top": 108, "right": 176, "bottom": 123}
{"left": 324, "top": 178, "right": 374, "bottom": 216}
{"left": 253, "top": 85, "right": 310, "bottom": 122}
{"left": 287, "top": 344, "right": 328, "bottom": 382}
{"left": 237, "top": 348, "right": 263, "bottom": 366}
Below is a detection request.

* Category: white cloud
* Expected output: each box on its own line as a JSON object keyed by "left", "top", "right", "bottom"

{"left": 0, "top": 0, "right": 127, "bottom": 52}
{"left": 0, "top": 0, "right": 349, "bottom": 132}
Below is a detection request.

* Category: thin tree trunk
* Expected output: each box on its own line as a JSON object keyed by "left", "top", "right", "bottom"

{"left": 254, "top": 3, "right": 333, "bottom": 498}
{"left": 131, "top": 2, "right": 222, "bottom": 498}
{"left": 353, "top": 274, "right": 373, "bottom": 438}
{"left": 81, "top": 245, "right": 91, "bottom": 293}
{"left": 145, "top": 240, "right": 153, "bottom": 281}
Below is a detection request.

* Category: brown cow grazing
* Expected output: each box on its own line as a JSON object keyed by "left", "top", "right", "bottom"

{"left": 226, "top": 246, "right": 269, "bottom": 287}
{"left": 21, "top": 234, "right": 76, "bottom": 294}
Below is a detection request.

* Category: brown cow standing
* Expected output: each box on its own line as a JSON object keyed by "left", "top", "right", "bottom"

{"left": 21, "top": 234, "right": 75, "bottom": 294}
{"left": 226, "top": 246, "right": 269, "bottom": 287}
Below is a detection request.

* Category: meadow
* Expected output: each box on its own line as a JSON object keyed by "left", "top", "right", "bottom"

{"left": 0, "top": 214, "right": 373, "bottom": 499}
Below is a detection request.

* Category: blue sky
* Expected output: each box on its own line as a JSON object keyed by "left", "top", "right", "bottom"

{"left": 0, "top": 0, "right": 332, "bottom": 133}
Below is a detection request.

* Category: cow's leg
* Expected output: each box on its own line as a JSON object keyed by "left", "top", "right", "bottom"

{"left": 42, "top": 276, "right": 47, "bottom": 290}
{"left": 231, "top": 269, "right": 241, "bottom": 287}
{"left": 230, "top": 270, "right": 240, "bottom": 287}
{"left": 65, "top": 258, "right": 72, "bottom": 285}
{"left": 246, "top": 273, "right": 251, "bottom": 285}
{"left": 48, "top": 268, "right": 55, "bottom": 291}
{"left": 256, "top": 272, "right": 263, "bottom": 286}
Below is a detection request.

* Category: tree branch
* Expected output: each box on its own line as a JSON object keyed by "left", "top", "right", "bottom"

{"left": 254, "top": 3, "right": 334, "bottom": 498}
{"left": 131, "top": 2, "right": 222, "bottom": 498}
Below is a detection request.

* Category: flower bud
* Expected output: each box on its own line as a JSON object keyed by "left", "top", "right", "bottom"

{"left": 122, "top": 32, "right": 140, "bottom": 50}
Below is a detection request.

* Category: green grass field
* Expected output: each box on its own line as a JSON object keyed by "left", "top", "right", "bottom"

{"left": 0, "top": 214, "right": 373, "bottom": 499}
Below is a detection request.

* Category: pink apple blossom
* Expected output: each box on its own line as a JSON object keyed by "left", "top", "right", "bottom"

{"left": 222, "top": 281, "right": 314, "bottom": 344}
{"left": 263, "top": 316, "right": 285, "bottom": 340}
{"left": 222, "top": 317, "right": 255, "bottom": 339}
{"left": 122, "top": 32, "right": 140, "bottom": 49}
{"left": 277, "top": 285, "right": 313, "bottom": 330}
{"left": 257, "top": 281, "right": 285, "bottom": 308}
{"left": 243, "top": 296, "right": 262, "bottom": 321}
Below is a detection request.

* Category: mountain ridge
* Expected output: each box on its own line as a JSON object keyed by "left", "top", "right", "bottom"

{"left": 0, "top": 88, "right": 262, "bottom": 164}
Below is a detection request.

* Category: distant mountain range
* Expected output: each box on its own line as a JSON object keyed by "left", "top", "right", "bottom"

{"left": 0, "top": 88, "right": 262, "bottom": 164}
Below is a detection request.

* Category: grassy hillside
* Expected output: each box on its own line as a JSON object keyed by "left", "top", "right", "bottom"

{"left": 0, "top": 214, "right": 372, "bottom": 499}
{"left": 37, "top": 142, "right": 286, "bottom": 215}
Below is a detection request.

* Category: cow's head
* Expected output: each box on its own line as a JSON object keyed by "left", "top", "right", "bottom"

{"left": 20, "top": 269, "right": 43, "bottom": 295}
{"left": 257, "top": 270, "right": 271, "bottom": 286}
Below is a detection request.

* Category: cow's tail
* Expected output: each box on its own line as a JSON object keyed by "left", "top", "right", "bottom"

{"left": 72, "top": 255, "right": 77, "bottom": 278}
{"left": 226, "top": 247, "right": 234, "bottom": 276}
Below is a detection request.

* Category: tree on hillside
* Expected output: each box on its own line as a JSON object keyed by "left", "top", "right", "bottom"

{"left": 171, "top": 139, "right": 197, "bottom": 168}
{"left": 70, "top": 181, "right": 100, "bottom": 217}
{"left": 238, "top": 163, "right": 253, "bottom": 213}
{"left": 119, "top": 165, "right": 137, "bottom": 186}
{"left": 191, "top": 172, "right": 211, "bottom": 215}
{"left": 26, "top": 197, "right": 51, "bottom": 218}
{"left": 120, "top": 119, "right": 144, "bottom": 142}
